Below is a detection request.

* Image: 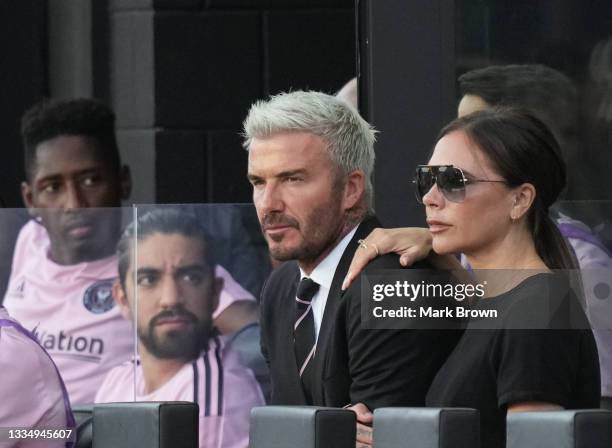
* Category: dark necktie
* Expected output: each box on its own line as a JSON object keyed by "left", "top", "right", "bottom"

{"left": 294, "top": 277, "right": 320, "bottom": 401}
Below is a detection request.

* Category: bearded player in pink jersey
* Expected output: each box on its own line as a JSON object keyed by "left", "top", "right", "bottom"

{"left": 96, "top": 209, "right": 264, "bottom": 448}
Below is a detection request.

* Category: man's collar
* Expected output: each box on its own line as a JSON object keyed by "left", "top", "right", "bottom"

{"left": 299, "top": 225, "right": 359, "bottom": 289}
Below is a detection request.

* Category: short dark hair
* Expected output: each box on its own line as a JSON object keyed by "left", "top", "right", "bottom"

{"left": 458, "top": 65, "right": 577, "bottom": 149}
{"left": 117, "top": 208, "right": 215, "bottom": 287}
{"left": 21, "top": 98, "right": 121, "bottom": 180}
{"left": 439, "top": 107, "right": 576, "bottom": 270}
{"left": 458, "top": 64, "right": 575, "bottom": 109}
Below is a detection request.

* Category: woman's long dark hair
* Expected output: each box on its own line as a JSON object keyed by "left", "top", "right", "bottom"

{"left": 438, "top": 107, "right": 578, "bottom": 270}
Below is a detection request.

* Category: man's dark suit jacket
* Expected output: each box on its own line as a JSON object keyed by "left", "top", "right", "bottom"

{"left": 259, "top": 216, "right": 459, "bottom": 409}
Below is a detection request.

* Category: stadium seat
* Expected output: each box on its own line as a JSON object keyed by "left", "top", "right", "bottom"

{"left": 72, "top": 405, "right": 93, "bottom": 448}
{"left": 373, "top": 407, "right": 479, "bottom": 448}
{"left": 507, "top": 409, "right": 612, "bottom": 448}
{"left": 250, "top": 406, "right": 356, "bottom": 448}
{"left": 93, "top": 402, "right": 198, "bottom": 448}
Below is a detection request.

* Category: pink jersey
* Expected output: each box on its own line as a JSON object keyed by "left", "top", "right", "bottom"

{"left": 95, "top": 336, "right": 264, "bottom": 448}
{"left": 214, "top": 265, "right": 255, "bottom": 319}
{"left": 0, "top": 308, "right": 68, "bottom": 448}
{"left": 3, "top": 220, "right": 133, "bottom": 405}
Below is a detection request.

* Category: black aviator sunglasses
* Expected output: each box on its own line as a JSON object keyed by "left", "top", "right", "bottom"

{"left": 413, "top": 165, "right": 507, "bottom": 203}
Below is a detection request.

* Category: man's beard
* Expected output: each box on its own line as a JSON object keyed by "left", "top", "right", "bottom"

{"left": 268, "top": 218, "right": 343, "bottom": 263}
{"left": 138, "top": 309, "right": 212, "bottom": 360}
{"left": 262, "top": 189, "right": 346, "bottom": 263}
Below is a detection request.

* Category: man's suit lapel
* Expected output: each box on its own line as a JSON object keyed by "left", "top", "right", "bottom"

{"left": 311, "top": 216, "right": 381, "bottom": 404}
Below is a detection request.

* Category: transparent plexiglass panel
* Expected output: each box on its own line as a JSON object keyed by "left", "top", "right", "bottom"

{"left": 0, "top": 207, "right": 135, "bottom": 413}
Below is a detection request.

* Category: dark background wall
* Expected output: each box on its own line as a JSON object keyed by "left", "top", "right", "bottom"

{"left": 0, "top": 1, "right": 47, "bottom": 208}
{"left": 4, "top": 0, "right": 610, "bottom": 225}
{"left": 0, "top": 0, "right": 356, "bottom": 207}
{"left": 107, "top": 0, "right": 356, "bottom": 204}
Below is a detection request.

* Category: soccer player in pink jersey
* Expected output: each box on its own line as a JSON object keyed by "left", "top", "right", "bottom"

{"left": 3, "top": 99, "right": 134, "bottom": 405}
{"left": 95, "top": 209, "right": 264, "bottom": 448}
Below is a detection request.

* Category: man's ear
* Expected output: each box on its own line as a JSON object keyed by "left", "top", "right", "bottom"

{"left": 112, "top": 279, "right": 133, "bottom": 321}
{"left": 21, "top": 181, "right": 37, "bottom": 218}
{"left": 342, "top": 170, "right": 366, "bottom": 210}
{"left": 120, "top": 165, "right": 132, "bottom": 201}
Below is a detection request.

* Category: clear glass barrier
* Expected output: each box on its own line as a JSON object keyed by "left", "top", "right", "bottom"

{"left": 0, "top": 207, "right": 135, "bottom": 412}
{"left": 0, "top": 204, "right": 271, "bottom": 444}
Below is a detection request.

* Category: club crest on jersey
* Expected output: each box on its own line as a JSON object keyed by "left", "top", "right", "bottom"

{"left": 83, "top": 279, "right": 115, "bottom": 314}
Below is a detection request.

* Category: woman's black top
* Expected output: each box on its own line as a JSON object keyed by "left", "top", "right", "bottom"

{"left": 426, "top": 273, "right": 600, "bottom": 448}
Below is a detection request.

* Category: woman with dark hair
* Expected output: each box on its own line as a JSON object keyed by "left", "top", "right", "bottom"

{"left": 409, "top": 108, "right": 599, "bottom": 447}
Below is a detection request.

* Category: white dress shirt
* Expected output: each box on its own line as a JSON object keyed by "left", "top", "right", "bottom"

{"left": 299, "top": 226, "right": 358, "bottom": 340}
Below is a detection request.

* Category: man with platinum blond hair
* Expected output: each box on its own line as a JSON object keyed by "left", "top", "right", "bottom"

{"left": 244, "top": 91, "right": 457, "bottom": 446}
